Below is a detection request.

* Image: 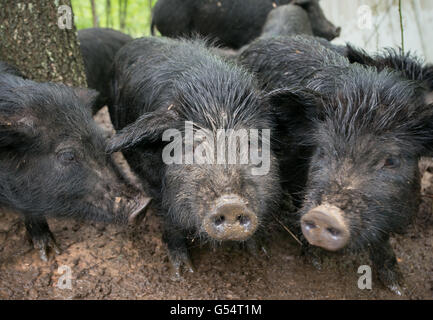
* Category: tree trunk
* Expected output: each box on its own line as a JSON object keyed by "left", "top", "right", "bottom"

{"left": 106, "top": 0, "right": 112, "bottom": 28}
{"left": 0, "top": 0, "right": 87, "bottom": 87}
{"left": 119, "top": 0, "right": 128, "bottom": 31}
{"left": 90, "top": 0, "right": 99, "bottom": 28}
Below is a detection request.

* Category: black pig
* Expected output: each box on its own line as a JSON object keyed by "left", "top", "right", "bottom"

{"left": 239, "top": 36, "right": 433, "bottom": 294}
{"left": 151, "top": 0, "right": 340, "bottom": 49}
{"left": 0, "top": 70, "right": 151, "bottom": 261}
{"left": 107, "top": 37, "right": 282, "bottom": 277}
{"left": 78, "top": 28, "right": 133, "bottom": 114}
{"left": 233, "top": 4, "right": 331, "bottom": 58}
{"left": 261, "top": 3, "right": 313, "bottom": 39}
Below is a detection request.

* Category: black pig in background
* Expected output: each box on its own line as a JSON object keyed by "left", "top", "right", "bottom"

{"left": 0, "top": 68, "right": 151, "bottom": 261}
{"left": 239, "top": 36, "right": 433, "bottom": 294}
{"left": 78, "top": 28, "right": 133, "bottom": 114}
{"left": 232, "top": 4, "right": 346, "bottom": 59}
{"left": 260, "top": 3, "right": 314, "bottom": 39}
{"left": 151, "top": 0, "right": 340, "bottom": 49}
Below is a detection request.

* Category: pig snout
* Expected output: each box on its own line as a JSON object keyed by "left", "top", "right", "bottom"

{"left": 301, "top": 204, "right": 349, "bottom": 251}
{"left": 333, "top": 26, "right": 341, "bottom": 38}
{"left": 322, "top": 26, "right": 341, "bottom": 40}
{"left": 204, "top": 195, "right": 258, "bottom": 241}
{"left": 127, "top": 196, "right": 152, "bottom": 225}
{"left": 112, "top": 192, "right": 152, "bottom": 225}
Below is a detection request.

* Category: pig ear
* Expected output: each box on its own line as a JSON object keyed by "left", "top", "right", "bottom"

{"left": 293, "top": 0, "right": 313, "bottom": 4}
{"left": 73, "top": 87, "right": 100, "bottom": 111}
{"left": 293, "top": 0, "right": 316, "bottom": 7}
{"left": 266, "top": 87, "right": 322, "bottom": 123}
{"left": 0, "top": 112, "right": 37, "bottom": 149}
{"left": 345, "top": 44, "right": 376, "bottom": 65}
{"left": 107, "top": 107, "right": 179, "bottom": 153}
{"left": 266, "top": 87, "right": 323, "bottom": 143}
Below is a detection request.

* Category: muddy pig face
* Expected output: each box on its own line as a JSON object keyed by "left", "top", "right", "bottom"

{"left": 162, "top": 129, "right": 281, "bottom": 242}
{"left": 291, "top": 72, "right": 433, "bottom": 251}
{"left": 108, "top": 91, "right": 282, "bottom": 243}
{"left": 0, "top": 78, "right": 150, "bottom": 224}
{"left": 301, "top": 132, "right": 421, "bottom": 251}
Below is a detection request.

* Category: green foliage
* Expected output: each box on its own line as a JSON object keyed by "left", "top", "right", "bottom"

{"left": 71, "top": 0, "right": 158, "bottom": 37}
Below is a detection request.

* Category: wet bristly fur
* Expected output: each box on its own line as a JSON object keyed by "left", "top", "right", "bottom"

{"left": 239, "top": 35, "right": 433, "bottom": 250}
{"left": 345, "top": 45, "right": 433, "bottom": 92}
{"left": 0, "top": 71, "right": 138, "bottom": 226}
{"left": 108, "top": 37, "right": 283, "bottom": 246}
{"left": 303, "top": 70, "right": 430, "bottom": 249}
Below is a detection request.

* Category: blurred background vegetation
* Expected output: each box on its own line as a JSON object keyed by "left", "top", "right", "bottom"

{"left": 71, "top": 0, "right": 157, "bottom": 37}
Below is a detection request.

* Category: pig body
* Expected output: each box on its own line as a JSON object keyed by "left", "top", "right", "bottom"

{"left": 261, "top": 4, "right": 313, "bottom": 39}
{"left": 0, "top": 69, "right": 150, "bottom": 261}
{"left": 78, "top": 28, "right": 133, "bottom": 114}
{"left": 151, "top": 0, "right": 340, "bottom": 49}
{"left": 108, "top": 37, "right": 282, "bottom": 276}
{"left": 239, "top": 36, "right": 433, "bottom": 293}
{"left": 233, "top": 5, "right": 344, "bottom": 58}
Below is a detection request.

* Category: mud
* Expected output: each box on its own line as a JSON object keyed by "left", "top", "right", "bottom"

{"left": 0, "top": 107, "right": 431, "bottom": 300}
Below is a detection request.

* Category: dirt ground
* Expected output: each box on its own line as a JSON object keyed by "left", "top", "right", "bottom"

{"left": 0, "top": 107, "right": 432, "bottom": 300}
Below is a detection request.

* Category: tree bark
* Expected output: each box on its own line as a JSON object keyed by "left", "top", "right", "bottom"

{"left": 0, "top": 0, "right": 87, "bottom": 87}
{"left": 90, "top": 0, "right": 99, "bottom": 28}
{"left": 106, "top": 0, "right": 112, "bottom": 28}
{"left": 119, "top": 0, "right": 128, "bottom": 31}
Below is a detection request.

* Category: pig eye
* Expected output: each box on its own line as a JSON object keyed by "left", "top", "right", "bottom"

{"left": 383, "top": 156, "right": 400, "bottom": 169}
{"left": 316, "top": 147, "right": 325, "bottom": 158}
{"left": 57, "top": 150, "right": 76, "bottom": 164}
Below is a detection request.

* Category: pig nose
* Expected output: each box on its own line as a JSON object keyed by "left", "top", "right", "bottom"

{"left": 301, "top": 204, "right": 349, "bottom": 251}
{"left": 128, "top": 196, "right": 152, "bottom": 225}
{"left": 204, "top": 195, "right": 258, "bottom": 241}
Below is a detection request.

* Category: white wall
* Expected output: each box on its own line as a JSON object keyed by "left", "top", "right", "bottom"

{"left": 321, "top": 0, "right": 433, "bottom": 62}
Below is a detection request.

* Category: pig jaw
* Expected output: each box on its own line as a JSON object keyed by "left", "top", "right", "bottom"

{"left": 83, "top": 164, "right": 152, "bottom": 225}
